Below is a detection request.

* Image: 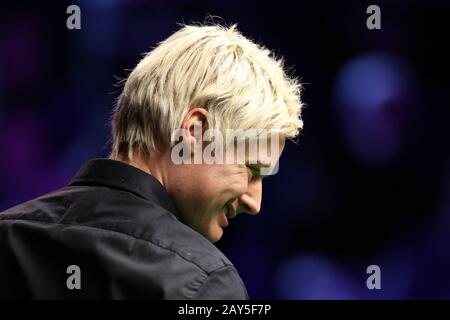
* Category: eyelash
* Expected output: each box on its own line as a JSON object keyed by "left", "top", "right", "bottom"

{"left": 246, "top": 165, "right": 261, "bottom": 180}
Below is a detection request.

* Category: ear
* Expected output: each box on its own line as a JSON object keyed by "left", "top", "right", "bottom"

{"left": 180, "top": 108, "right": 209, "bottom": 156}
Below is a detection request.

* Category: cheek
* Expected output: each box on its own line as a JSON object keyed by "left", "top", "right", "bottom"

{"left": 178, "top": 167, "right": 225, "bottom": 204}
{"left": 175, "top": 164, "right": 249, "bottom": 209}
{"left": 225, "top": 175, "right": 248, "bottom": 195}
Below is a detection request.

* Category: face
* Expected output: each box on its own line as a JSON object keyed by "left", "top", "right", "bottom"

{"left": 165, "top": 111, "right": 286, "bottom": 242}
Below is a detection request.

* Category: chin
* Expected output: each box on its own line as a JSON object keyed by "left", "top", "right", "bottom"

{"left": 206, "top": 226, "right": 223, "bottom": 243}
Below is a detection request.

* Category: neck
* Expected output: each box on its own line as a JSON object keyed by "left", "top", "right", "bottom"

{"left": 112, "top": 152, "right": 168, "bottom": 188}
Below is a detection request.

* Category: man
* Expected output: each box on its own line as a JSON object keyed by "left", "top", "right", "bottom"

{"left": 0, "top": 24, "right": 303, "bottom": 299}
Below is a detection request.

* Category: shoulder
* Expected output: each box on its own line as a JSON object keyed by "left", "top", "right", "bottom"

{"left": 0, "top": 185, "right": 248, "bottom": 299}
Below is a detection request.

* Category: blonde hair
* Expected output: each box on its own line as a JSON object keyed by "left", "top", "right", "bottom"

{"left": 111, "top": 23, "right": 304, "bottom": 160}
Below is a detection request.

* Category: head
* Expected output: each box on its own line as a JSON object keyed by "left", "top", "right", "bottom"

{"left": 111, "top": 23, "right": 304, "bottom": 242}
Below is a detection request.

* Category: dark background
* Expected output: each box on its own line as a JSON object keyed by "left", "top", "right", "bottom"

{"left": 1, "top": 0, "right": 449, "bottom": 299}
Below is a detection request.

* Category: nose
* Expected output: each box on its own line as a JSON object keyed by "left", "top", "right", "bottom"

{"left": 237, "top": 178, "right": 262, "bottom": 215}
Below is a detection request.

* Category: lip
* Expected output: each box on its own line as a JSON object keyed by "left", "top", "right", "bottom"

{"left": 220, "top": 210, "right": 229, "bottom": 228}
{"left": 225, "top": 203, "right": 237, "bottom": 219}
{"left": 220, "top": 203, "right": 237, "bottom": 228}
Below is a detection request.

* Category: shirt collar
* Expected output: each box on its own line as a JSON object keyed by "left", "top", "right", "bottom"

{"left": 68, "top": 159, "right": 181, "bottom": 219}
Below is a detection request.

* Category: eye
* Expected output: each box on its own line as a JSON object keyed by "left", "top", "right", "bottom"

{"left": 246, "top": 164, "right": 260, "bottom": 181}
{"left": 245, "top": 165, "right": 254, "bottom": 181}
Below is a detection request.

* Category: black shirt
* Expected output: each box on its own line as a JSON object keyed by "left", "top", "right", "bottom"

{"left": 0, "top": 159, "right": 248, "bottom": 299}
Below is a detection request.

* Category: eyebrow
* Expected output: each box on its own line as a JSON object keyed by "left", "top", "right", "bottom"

{"left": 246, "top": 160, "right": 272, "bottom": 179}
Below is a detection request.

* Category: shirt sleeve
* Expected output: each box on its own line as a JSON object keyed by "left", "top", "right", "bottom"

{"left": 192, "top": 265, "right": 249, "bottom": 300}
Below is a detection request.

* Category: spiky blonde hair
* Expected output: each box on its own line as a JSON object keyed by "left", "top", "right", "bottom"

{"left": 111, "top": 23, "right": 304, "bottom": 160}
